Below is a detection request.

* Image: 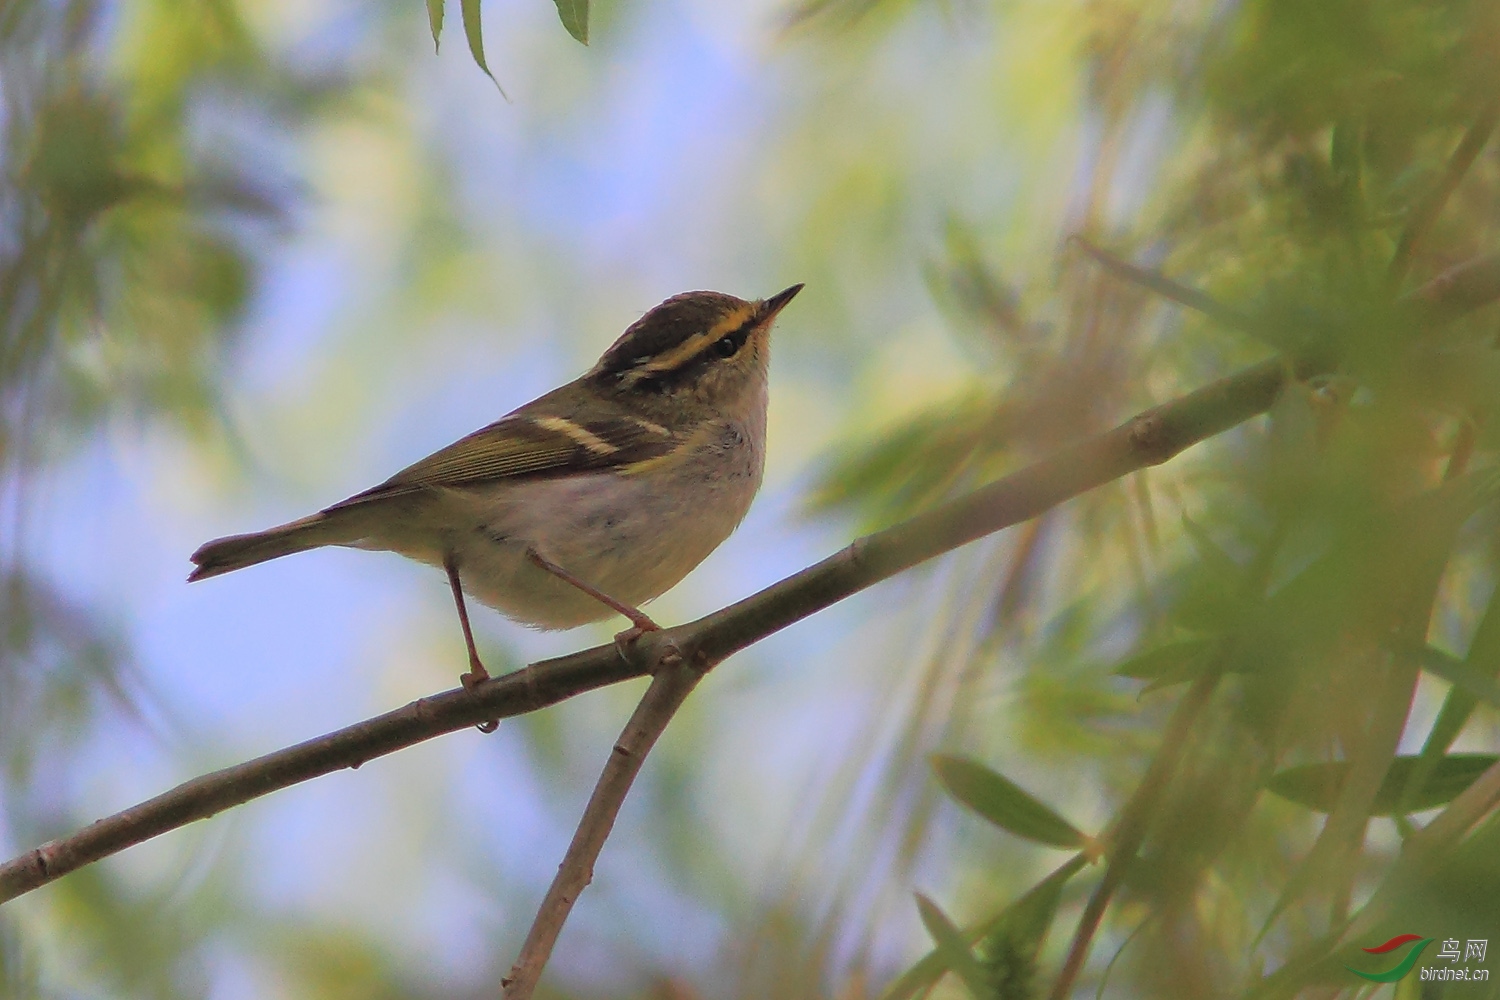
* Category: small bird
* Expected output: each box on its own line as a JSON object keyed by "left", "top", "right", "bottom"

{"left": 190, "top": 285, "right": 802, "bottom": 713}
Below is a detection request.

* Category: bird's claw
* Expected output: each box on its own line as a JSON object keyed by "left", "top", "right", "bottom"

{"left": 460, "top": 662, "right": 500, "bottom": 734}
{"left": 613, "top": 620, "right": 684, "bottom": 671}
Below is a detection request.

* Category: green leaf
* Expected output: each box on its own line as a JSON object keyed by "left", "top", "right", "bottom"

{"left": 1405, "top": 642, "right": 1500, "bottom": 712}
{"left": 874, "top": 949, "right": 947, "bottom": 1000}
{"left": 1267, "top": 754, "right": 1499, "bottom": 815}
{"left": 933, "top": 754, "right": 1085, "bottom": 848}
{"left": 914, "top": 893, "right": 991, "bottom": 1000}
{"left": 806, "top": 391, "right": 1001, "bottom": 532}
{"left": 1180, "top": 513, "right": 1241, "bottom": 581}
{"left": 1330, "top": 119, "right": 1362, "bottom": 182}
{"left": 1173, "top": 514, "right": 1249, "bottom": 631}
{"left": 876, "top": 856, "right": 1088, "bottom": 1000}
{"left": 1401, "top": 588, "right": 1500, "bottom": 816}
{"left": 425, "top": 0, "right": 443, "bottom": 51}
{"left": 977, "top": 857, "right": 1078, "bottom": 1000}
{"left": 1114, "top": 637, "right": 1216, "bottom": 680}
{"left": 460, "top": 0, "right": 505, "bottom": 93}
{"left": 552, "top": 0, "right": 588, "bottom": 44}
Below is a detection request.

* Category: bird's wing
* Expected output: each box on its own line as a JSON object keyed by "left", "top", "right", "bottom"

{"left": 326, "top": 395, "right": 677, "bottom": 510}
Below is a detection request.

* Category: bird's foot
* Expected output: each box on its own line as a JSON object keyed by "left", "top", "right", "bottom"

{"left": 460, "top": 659, "right": 500, "bottom": 734}
{"left": 612, "top": 615, "right": 687, "bottom": 672}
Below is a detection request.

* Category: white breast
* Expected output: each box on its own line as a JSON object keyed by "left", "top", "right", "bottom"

{"left": 375, "top": 412, "right": 766, "bottom": 629}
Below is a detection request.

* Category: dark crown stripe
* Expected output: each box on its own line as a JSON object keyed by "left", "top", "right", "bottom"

{"left": 593, "top": 292, "right": 754, "bottom": 380}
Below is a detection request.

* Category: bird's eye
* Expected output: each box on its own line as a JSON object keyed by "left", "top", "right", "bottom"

{"left": 712, "top": 336, "right": 739, "bottom": 358}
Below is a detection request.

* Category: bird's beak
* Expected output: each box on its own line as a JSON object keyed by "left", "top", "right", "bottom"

{"left": 758, "top": 283, "right": 804, "bottom": 322}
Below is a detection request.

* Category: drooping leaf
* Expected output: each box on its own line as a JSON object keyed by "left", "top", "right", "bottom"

{"left": 426, "top": 0, "right": 443, "bottom": 50}
{"left": 933, "top": 754, "right": 1085, "bottom": 848}
{"left": 1267, "top": 754, "right": 1498, "bottom": 815}
{"left": 552, "top": 0, "right": 588, "bottom": 44}
{"left": 460, "top": 0, "right": 504, "bottom": 92}
{"left": 914, "top": 893, "right": 991, "bottom": 1000}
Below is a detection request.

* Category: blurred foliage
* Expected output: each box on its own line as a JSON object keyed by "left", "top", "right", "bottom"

{"left": 0, "top": 0, "right": 408, "bottom": 996}
{"left": 797, "top": 1, "right": 1500, "bottom": 998}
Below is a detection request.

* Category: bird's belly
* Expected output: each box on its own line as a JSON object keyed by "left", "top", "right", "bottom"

{"left": 381, "top": 425, "right": 764, "bottom": 629}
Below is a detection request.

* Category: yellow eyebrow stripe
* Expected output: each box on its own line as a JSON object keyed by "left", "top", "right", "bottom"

{"left": 531, "top": 415, "right": 619, "bottom": 456}
{"left": 632, "top": 302, "right": 757, "bottom": 376}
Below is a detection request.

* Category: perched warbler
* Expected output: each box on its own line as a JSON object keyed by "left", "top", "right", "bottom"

{"left": 190, "top": 285, "right": 802, "bottom": 702}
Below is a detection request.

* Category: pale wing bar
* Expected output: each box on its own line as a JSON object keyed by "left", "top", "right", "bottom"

{"left": 327, "top": 411, "right": 677, "bottom": 509}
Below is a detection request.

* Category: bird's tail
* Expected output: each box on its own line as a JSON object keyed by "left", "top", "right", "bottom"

{"left": 188, "top": 512, "right": 356, "bottom": 581}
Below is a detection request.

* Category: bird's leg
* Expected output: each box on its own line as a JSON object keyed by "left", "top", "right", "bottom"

{"left": 525, "top": 548, "right": 661, "bottom": 648}
{"left": 444, "top": 554, "right": 499, "bottom": 734}
{"left": 444, "top": 554, "right": 488, "bottom": 683}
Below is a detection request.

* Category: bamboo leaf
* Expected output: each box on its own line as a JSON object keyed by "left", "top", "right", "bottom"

{"left": 933, "top": 754, "right": 1085, "bottom": 848}
{"left": 876, "top": 856, "right": 1087, "bottom": 1000}
{"left": 1180, "top": 513, "right": 1242, "bottom": 580}
{"left": 1267, "top": 754, "right": 1498, "bottom": 815}
{"left": 1406, "top": 642, "right": 1500, "bottom": 711}
{"left": 425, "top": 0, "right": 443, "bottom": 51}
{"left": 552, "top": 0, "right": 588, "bottom": 44}
{"left": 1114, "top": 637, "right": 1216, "bottom": 680}
{"left": 914, "top": 893, "right": 991, "bottom": 1000}
{"left": 460, "top": 0, "right": 505, "bottom": 93}
{"left": 977, "top": 856, "right": 1076, "bottom": 999}
{"left": 874, "top": 951, "right": 947, "bottom": 1000}
{"left": 1401, "top": 586, "right": 1500, "bottom": 816}
{"left": 1174, "top": 513, "right": 1248, "bottom": 630}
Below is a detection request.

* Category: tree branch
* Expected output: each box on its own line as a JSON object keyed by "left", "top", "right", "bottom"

{"left": 0, "top": 645, "right": 648, "bottom": 903}
{"left": 0, "top": 356, "right": 1291, "bottom": 906}
{"left": 502, "top": 655, "right": 703, "bottom": 1000}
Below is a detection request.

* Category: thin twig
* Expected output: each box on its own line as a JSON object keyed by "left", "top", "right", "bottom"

{"left": 502, "top": 655, "right": 703, "bottom": 1000}
{"left": 1389, "top": 99, "right": 1500, "bottom": 286}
